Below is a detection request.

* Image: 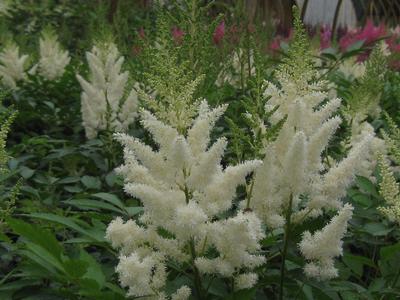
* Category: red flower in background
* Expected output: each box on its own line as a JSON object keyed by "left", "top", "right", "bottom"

{"left": 339, "top": 20, "right": 386, "bottom": 52}
{"left": 213, "top": 21, "right": 225, "bottom": 45}
{"left": 138, "top": 27, "right": 146, "bottom": 40}
{"left": 269, "top": 37, "right": 282, "bottom": 52}
{"left": 320, "top": 25, "right": 332, "bottom": 50}
{"left": 171, "top": 26, "right": 185, "bottom": 45}
{"left": 358, "top": 19, "right": 386, "bottom": 45}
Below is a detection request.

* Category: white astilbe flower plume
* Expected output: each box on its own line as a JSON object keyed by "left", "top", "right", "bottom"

{"left": 250, "top": 36, "right": 379, "bottom": 229}
{"left": 251, "top": 56, "right": 377, "bottom": 279}
{"left": 299, "top": 204, "right": 353, "bottom": 280}
{"left": 76, "top": 42, "right": 138, "bottom": 139}
{"left": 248, "top": 14, "right": 381, "bottom": 281}
{"left": 0, "top": 42, "right": 28, "bottom": 90}
{"left": 38, "top": 31, "right": 70, "bottom": 80}
{"left": 107, "top": 101, "right": 265, "bottom": 298}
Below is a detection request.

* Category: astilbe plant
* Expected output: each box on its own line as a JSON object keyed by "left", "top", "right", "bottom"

{"left": 140, "top": 49, "right": 202, "bottom": 134}
{"left": 36, "top": 30, "right": 71, "bottom": 80}
{"left": 106, "top": 101, "right": 265, "bottom": 299}
{"left": 382, "top": 111, "right": 400, "bottom": 164}
{"left": 344, "top": 44, "right": 387, "bottom": 123}
{"left": 377, "top": 154, "right": 400, "bottom": 225}
{"left": 248, "top": 9, "right": 381, "bottom": 283}
{"left": 76, "top": 41, "right": 138, "bottom": 139}
{"left": 0, "top": 42, "right": 28, "bottom": 90}
{"left": 0, "top": 91, "right": 19, "bottom": 229}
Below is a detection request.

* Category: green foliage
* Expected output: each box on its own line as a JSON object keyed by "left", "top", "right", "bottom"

{"left": 345, "top": 45, "right": 387, "bottom": 119}
{"left": 382, "top": 112, "right": 400, "bottom": 164}
{"left": 277, "top": 6, "right": 315, "bottom": 87}
{"left": 140, "top": 48, "right": 203, "bottom": 134}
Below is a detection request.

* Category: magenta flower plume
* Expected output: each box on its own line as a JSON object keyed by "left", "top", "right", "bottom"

{"left": 172, "top": 26, "right": 185, "bottom": 45}
{"left": 213, "top": 21, "right": 225, "bottom": 45}
{"left": 320, "top": 25, "right": 332, "bottom": 50}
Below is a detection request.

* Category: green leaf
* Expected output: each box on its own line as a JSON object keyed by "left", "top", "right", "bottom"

{"left": 80, "top": 249, "right": 106, "bottom": 288}
{"left": 63, "top": 259, "right": 89, "bottom": 279}
{"left": 81, "top": 176, "right": 101, "bottom": 190}
{"left": 92, "top": 192, "right": 125, "bottom": 210}
{"left": 125, "top": 206, "right": 144, "bottom": 217}
{"left": 19, "top": 166, "right": 35, "bottom": 179}
{"left": 343, "top": 254, "right": 376, "bottom": 277}
{"left": 25, "top": 242, "right": 65, "bottom": 273}
{"left": 0, "top": 279, "right": 41, "bottom": 292}
{"left": 64, "top": 185, "right": 83, "bottom": 193}
{"left": 362, "top": 222, "right": 392, "bottom": 236}
{"left": 351, "top": 193, "right": 372, "bottom": 207}
{"left": 7, "top": 218, "right": 63, "bottom": 260}
{"left": 356, "top": 176, "right": 379, "bottom": 198}
{"left": 57, "top": 176, "right": 81, "bottom": 184}
{"left": 27, "top": 213, "right": 105, "bottom": 242}
{"left": 63, "top": 199, "right": 124, "bottom": 214}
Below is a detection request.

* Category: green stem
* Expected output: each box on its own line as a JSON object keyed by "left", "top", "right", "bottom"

{"left": 245, "top": 179, "right": 255, "bottom": 210}
{"left": 189, "top": 239, "right": 204, "bottom": 300}
{"left": 183, "top": 170, "right": 204, "bottom": 299}
{"left": 279, "top": 194, "right": 293, "bottom": 300}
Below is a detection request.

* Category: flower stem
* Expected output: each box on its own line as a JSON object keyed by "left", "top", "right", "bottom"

{"left": 182, "top": 172, "right": 204, "bottom": 299}
{"left": 279, "top": 194, "right": 293, "bottom": 300}
{"left": 189, "top": 239, "right": 204, "bottom": 300}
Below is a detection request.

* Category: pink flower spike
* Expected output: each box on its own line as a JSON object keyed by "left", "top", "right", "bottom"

{"left": 357, "top": 19, "right": 386, "bottom": 45}
{"left": 138, "top": 27, "right": 145, "bottom": 40}
{"left": 172, "top": 26, "right": 185, "bottom": 45}
{"left": 269, "top": 37, "right": 281, "bottom": 51}
{"left": 213, "top": 21, "right": 225, "bottom": 45}
{"left": 320, "top": 25, "right": 332, "bottom": 50}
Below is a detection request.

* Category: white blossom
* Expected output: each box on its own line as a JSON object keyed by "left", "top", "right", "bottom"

{"left": 234, "top": 273, "right": 258, "bottom": 290}
{"left": 338, "top": 58, "right": 366, "bottom": 79}
{"left": 107, "top": 101, "right": 264, "bottom": 297}
{"left": 77, "top": 42, "right": 138, "bottom": 139}
{"left": 38, "top": 31, "right": 70, "bottom": 80}
{"left": 250, "top": 54, "right": 379, "bottom": 228}
{"left": 299, "top": 204, "right": 353, "bottom": 280}
{"left": 0, "top": 43, "right": 28, "bottom": 90}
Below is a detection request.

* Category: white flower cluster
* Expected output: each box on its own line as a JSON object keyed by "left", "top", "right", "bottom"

{"left": 0, "top": 43, "right": 28, "bottom": 90}
{"left": 77, "top": 42, "right": 138, "bottom": 139}
{"left": 106, "top": 101, "right": 265, "bottom": 298}
{"left": 299, "top": 204, "right": 353, "bottom": 280}
{"left": 338, "top": 58, "right": 366, "bottom": 79}
{"left": 248, "top": 54, "right": 379, "bottom": 279}
{"left": 37, "top": 31, "right": 70, "bottom": 80}
{"left": 0, "top": 32, "right": 71, "bottom": 89}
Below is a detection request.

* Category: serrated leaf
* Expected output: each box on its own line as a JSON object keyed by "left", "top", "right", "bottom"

{"left": 81, "top": 176, "right": 101, "bottom": 190}
{"left": 7, "top": 218, "right": 63, "bottom": 260}
{"left": 92, "top": 193, "right": 125, "bottom": 210}
{"left": 27, "top": 213, "right": 105, "bottom": 242}
{"left": 63, "top": 199, "right": 124, "bottom": 214}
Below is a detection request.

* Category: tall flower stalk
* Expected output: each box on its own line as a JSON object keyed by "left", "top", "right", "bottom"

{"left": 0, "top": 42, "right": 28, "bottom": 90}
{"left": 106, "top": 100, "right": 265, "bottom": 299}
{"left": 245, "top": 8, "right": 381, "bottom": 296}
{"left": 76, "top": 41, "right": 138, "bottom": 139}
{"left": 37, "top": 30, "right": 70, "bottom": 80}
